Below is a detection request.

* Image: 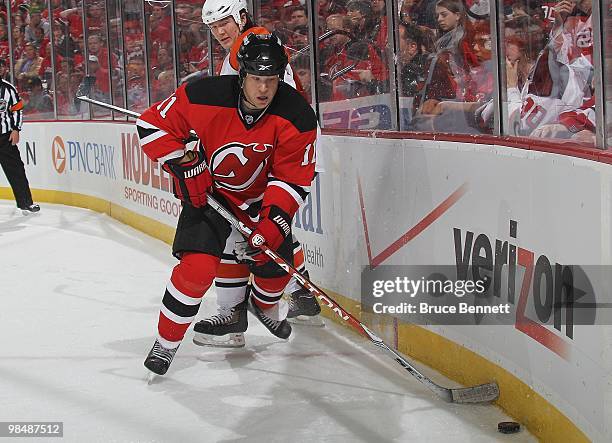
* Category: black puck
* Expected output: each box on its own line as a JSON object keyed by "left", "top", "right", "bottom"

{"left": 498, "top": 421, "right": 520, "bottom": 434}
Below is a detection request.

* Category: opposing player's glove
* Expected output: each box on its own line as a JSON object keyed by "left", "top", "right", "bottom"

{"left": 246, "top": 206, "right": 292, "bottom": 263}
{"left": 162, "top": 147, "right": 212, "bottom": 208}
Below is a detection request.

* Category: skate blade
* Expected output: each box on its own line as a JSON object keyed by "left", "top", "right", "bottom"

{"left": 146, "top": 372, "right": 158, "bottom": 385}
{"left": 20, "top": 209, "right": 41, "bottom": 216}
{"left": 193, "top": 332, "right": 245, "bottom": 348}
{"left": 288, "top": 315, "right": 325, "bottom": 327}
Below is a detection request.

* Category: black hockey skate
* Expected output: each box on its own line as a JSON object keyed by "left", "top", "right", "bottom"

{"left": 247, "top": 298, "right": 292, "bottom": 339}
{"left": 192, "top": 299, "right": 248, "bottom": 348}
{"left": 287, "top": 281, "right": 321, "bottom": 318}
{"left": 19, "top": 203, "right": 40, "bottom": 215}
{"left": 287, "top": 272, "right": 324, "bottom": 327}
{"left": 144, "top": 339, "right": 179, "bottom": 376}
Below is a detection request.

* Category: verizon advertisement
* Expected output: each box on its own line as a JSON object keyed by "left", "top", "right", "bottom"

{"left": 320, "top": 135, "right": 612, "bottom": 442}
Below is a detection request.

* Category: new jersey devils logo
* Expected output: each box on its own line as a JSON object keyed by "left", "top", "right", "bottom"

{"left": 210, "top": 142, "right": 272, "bottom": 191}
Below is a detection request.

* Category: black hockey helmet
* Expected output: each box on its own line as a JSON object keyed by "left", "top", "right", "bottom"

{"left": 236, "top": 32, "right": 288, "bottom": 79}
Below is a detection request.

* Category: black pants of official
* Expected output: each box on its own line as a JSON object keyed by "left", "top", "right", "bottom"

{"left": 0, "top": 133, "right": 33, "bottom": 209}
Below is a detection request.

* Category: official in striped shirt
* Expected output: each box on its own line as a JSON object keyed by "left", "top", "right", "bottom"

{"left": 0, "top": 72, "right": 39, "bottom": 214}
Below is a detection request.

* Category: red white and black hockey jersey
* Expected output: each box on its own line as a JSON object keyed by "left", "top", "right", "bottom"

{"left": 514, "top": 14, "right": 593, "bottom": 136}
{"left": 136, "top": 75, "right": 317, "bottom": 225}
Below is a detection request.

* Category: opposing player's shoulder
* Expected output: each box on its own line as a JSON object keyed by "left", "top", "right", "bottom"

{"left": 184, "top": 75, "right": 239, "bottom": 108}
{"left": 269, "top": 82, "right": 317, "bottom": 133}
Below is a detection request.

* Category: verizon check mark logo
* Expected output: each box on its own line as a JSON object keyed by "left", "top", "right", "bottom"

{"left": 358, "top": 177, "right": 468, "bottom": 268}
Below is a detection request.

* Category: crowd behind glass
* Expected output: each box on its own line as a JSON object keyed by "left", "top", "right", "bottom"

{"left": 0, "top": 0, "right": 606, "bottom": 147}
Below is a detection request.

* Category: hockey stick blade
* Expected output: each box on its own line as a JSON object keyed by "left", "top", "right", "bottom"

{"left": 374, "top": 331, "right": 499, "bottom": 403}
{"left": 450, "top": 382, "right": 500, "bottom": 404}
{"left": 85, "top": 99, "right": 500, "bottom": 404}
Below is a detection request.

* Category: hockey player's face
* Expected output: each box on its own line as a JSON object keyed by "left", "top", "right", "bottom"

{"left": 209, "top": 17, "right": 241, "bottom": 49}
{"left": 242, "top": 74, "right": 280, "bottom": 110}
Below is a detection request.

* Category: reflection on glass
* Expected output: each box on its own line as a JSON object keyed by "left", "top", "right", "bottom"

{"left": 144, "top": 0, "right": 176, "bottom": 103}
{"left": 397, "top": 0, "right": 493, "bottom": 133}
{"left": 50, "top": 0, "right": 85, "bottom": 119}
{"left": 85, "top": 0, "right": 112, "bottom": 119}
{"left": 107, "top": 0, "right": 127, "bottom": 120}
{"left": 11, "top": 1, "right": 54, "bottom": 119}
{"left": 315, "top": 0, "right": 392, "bottom": 130}
{"left": 176, "top": 1, "right": 209, "bottom": 83}
{"left": 123, "top": 0, "right": 148, "bottom": 114}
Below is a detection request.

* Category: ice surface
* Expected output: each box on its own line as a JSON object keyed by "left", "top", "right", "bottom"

{"left": 0, "top": 201, "right": 535, "bottom": 442}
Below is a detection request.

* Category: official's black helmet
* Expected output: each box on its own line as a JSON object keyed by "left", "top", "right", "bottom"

{"left": 237, "top": 33, "right": 288, "bottom": 78}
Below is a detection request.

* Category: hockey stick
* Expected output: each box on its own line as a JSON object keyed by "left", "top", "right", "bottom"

{"left": 77, "top": 95, "right": 142, "bottom": 118}
{"left": 206, "top": 196, "right": 499, "bottom": 404}
{"left": 77, "top": 96, "right": 500, "bottom": 404}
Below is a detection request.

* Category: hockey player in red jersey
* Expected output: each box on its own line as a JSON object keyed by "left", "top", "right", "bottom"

{"left": 192, "top": 0, "right": 323, "bottom": 348}
{"left": 140, "top": 33, "right": 318, "bottom": 375}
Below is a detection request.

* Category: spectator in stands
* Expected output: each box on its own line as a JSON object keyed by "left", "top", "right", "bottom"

{"left": 370, "top": 0, "right": 388, "bottom": 47}
{"left": 433, "top": 0, "right": 466, "bottom": 56}
{"left": 321, "top": 13, "right": 387, "bottom": 99}
{"left": 88, "top": 33, "right": 117, "bottom": 69}
{"left": 23, "top": 76, "right": 53, "bottom": 116}
{"left": 149, "top": 3, "right": 172, "bottom": 44}
{"left": 346, "top": 0, "right": 377, "bottom": 41}
{"left": 178, "top": 29, "right": 207, "bottom": 78}
{"left": 398, "top": 23, "right": 428, "bottom": 97}
{"left": 15, "top": 43, "right": 44, "bottom": 84}
{"left": 512, "top": 0, "right": 593, "bottom": 137}
{"left": 12, "top": 25, "right": 26, "bottom": 60}
{"left": 505, "top": 35, "right": 531, "bottom": 92}
{"left": 126, "top": 56, "right": 148, "bottom": 111}
{"left": 0, "top": 23, "right": 8, "bottom": 61}
{"left": 408, "top": 0, "right": 439, "bottom": 29}
{"left": 288, "top": 5, "right": 308, "bottom": 30}
{"left": 420, "top": 21, "right": 494, "bottom": 133}
{"left": 153, "top": 70, "right": 175, "bottom": 102}
{"left": 154, "top": 47, "right": 173, "bottom": 78}
{"left": 24, "top": 6, "right": 50, "bottom": 44}
{"left": 59, "top": 4, "right": 87, "bottom": 38}
{"left": 55, "top": 71, "right": 76, "bottom": 116}
{"left": 31, "top": 25, "right": 49, "bottom": 54}
{"left": 53, "top": 20, "right": 76, "bottom": 58}
{"left": 530, "top": 95, "right": 595, "bottom": 144}
{"left": 11, "top": 11, "right": 23, "bottom": 28}
{"left": 292, "top": 53, "right": 318, "bottom": 103}
{"left": 86, "top": 54, "right": 110, "bottom": 96}
{"left": 415, "top": 0, "right": 468, "bottom": 115}
{"left": 0, "top": 59, "right": 9, "bottom": 81}
{"left": 38, "top": 43, "right": 54, "bottom": 84}
{"left": 290, "top": 25, "right": 309, "bottom": 51}
{"left": 87, "top": 1, "right": 106, "bottom": 33}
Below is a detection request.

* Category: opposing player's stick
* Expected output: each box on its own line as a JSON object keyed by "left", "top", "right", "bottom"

{"left": 77, "top": 96, "right": 500, "bottom": 404}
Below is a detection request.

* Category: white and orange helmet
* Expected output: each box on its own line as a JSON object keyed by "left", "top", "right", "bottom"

{"left": 201, "top": 0, "right": 248, "bottom": 26}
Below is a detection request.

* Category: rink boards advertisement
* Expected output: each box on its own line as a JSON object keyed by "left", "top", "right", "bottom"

{"left": 309, "top": 135, "right": 612, "bottom": 442}
{"left": 0, "top": 122, "right": 180, "bottom": 228}
{"left": 2, "top": 121, "right": 611, "bottom": 441}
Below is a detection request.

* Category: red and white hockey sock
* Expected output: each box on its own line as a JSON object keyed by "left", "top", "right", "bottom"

{"left": 157, "top": 252, "right": 219, "bottom": 346}
{"left": 251, "top": 275, "right": 290, "bottom": 320}
{"left": 214, "top": 262, "right": 250, "bottom": 310}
